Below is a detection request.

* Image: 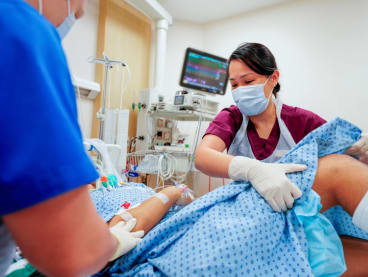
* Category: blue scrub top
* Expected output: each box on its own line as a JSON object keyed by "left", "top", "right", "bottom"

{"left": 0, "top": 0, "right": 99, "bottom": 215}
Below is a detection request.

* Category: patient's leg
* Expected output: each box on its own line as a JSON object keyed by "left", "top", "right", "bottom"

{"left": 313, "top": 154, "right": 368, "bottom": 216}
{"left": 340, "top": 236, "right": 368, "bottom": 277}
{"left": 311, "top": 155, "right": 368, "bottom": 275}
{"left": 108, "top": 186, "right": 192, "bottom": 234}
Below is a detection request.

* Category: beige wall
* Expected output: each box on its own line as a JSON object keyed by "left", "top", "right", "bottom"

{"left": 92, "top": 0, "right": 152, "bottom": 139}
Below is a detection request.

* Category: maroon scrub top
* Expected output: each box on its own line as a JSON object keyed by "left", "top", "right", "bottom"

{"left": 204, "top": 104, "right": 326, "bottom": 160}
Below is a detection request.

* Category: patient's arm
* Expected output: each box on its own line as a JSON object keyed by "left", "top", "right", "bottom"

{"left": 312, "top": 154, "right": 368, "bottom": 215}
{"left": 108, "top": 186, "right": 192, "bottom": 234}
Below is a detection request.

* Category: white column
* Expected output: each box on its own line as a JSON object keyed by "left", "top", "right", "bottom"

{"left": 154, "top": 18, "right": 169, "bottom": 92}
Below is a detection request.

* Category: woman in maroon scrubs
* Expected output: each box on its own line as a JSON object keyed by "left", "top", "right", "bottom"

{"left": 195, "top": 43, "right": 326, "bottom": 213}
{"left": 195, "top": 43, "right": 368, "bottom": 216}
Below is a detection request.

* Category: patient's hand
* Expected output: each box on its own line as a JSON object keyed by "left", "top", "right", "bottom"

{"left": 108, "top": 214, "right": 124, "bottom": 227}
{"left": 175, "top": 185, "right": 195, "bottom": 205}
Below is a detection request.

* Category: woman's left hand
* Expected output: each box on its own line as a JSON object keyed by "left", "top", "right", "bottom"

{"left": 345, "top": 133, "right": 368, "bottom": 164}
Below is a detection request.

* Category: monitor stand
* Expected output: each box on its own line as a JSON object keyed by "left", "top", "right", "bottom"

{"left": 186, "top": 88, "right": 216, "bottom": 98}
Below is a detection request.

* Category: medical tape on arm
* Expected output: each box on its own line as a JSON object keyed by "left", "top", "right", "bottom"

{"left": 153, "top": 192, "right": 170, "bottom": 204}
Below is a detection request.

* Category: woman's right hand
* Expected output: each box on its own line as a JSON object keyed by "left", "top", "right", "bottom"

{"left": 228, "top": 156, "right": 307, "bottom": 212}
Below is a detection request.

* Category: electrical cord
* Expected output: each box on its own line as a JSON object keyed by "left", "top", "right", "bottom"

{"left": 128, "top": 137, "right": 138, "bottom": 153}
{"left": 177, "top": 93, "right": 204, "bottom": 184}
{"left": 156, "top": 153, "right": 177, "bottom": 189}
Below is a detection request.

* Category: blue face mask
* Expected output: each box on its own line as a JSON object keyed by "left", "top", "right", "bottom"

{"left": 57, "top": 11, "right": 76, "bottom": 40}
{"left": 232, "top": 76, "right": 272, "bottom": 116}
{"left": 38, "top": 0, "right": 76, "bottom": 40}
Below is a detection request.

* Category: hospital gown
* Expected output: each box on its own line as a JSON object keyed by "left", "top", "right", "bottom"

{"left": 91, "top": 118, "right": 368, "bottom": 277}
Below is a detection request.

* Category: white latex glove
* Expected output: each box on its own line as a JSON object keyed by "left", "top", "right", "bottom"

{"left": 228, "top": 156, "right": 307, "bottom": 212}
{"left": 109, "top": 218, "right": 144, "bottom": 261}
{"left": 345, "top": 133, "right": 368, "bottom": 164}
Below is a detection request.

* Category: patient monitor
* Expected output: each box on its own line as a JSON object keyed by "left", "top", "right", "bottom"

{"left": 174, "top": 48, "right": 229, "bottom": 114}
{"left": 179, "top": 48, "right": 229, "bottom": 95}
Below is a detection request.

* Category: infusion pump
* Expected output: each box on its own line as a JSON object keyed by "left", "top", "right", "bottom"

{"left": 173, "top": 90, "right": 219, "bottom": 114}
{"left": 174, "top": 90, "right": 197, "bottom": 109}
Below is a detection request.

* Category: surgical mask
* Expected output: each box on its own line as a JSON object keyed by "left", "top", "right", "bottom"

{"left": 232, "top": 76, "right": 273, "bottom": 116}
{"left": 38, "top": 0, "right": 76, "bottom": 40}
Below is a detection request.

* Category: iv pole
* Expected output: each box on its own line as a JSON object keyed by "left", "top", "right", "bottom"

{"left": 88, "top": 53, "right": 127, "bottom": 141}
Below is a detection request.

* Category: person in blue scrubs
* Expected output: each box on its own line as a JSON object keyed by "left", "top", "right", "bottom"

{"left": 0, "top": 1, "right": 143, "bottom": 276}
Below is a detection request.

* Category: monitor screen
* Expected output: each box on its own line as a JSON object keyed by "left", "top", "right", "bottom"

{"left": 179, "top": 48, "right": 228, "bottom": 95}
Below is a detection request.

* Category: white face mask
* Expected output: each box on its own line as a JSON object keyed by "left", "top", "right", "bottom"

{"left": 232, "top": 76, "right": 272, "bottom": 116}
{"left": 38, "top": 0, "right": 76, "bottom": 40}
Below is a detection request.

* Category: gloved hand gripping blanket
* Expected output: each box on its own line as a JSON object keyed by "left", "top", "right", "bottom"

{"left": 93, "top": 118, "right": 368, "bottom": 277}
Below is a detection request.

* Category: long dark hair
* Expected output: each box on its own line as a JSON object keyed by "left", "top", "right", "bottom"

{"left": 228, "top": 43, "right": 280, "bottom": 96}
